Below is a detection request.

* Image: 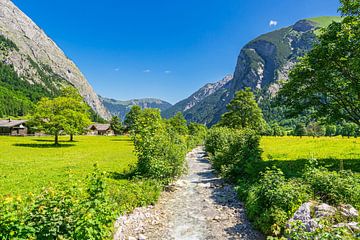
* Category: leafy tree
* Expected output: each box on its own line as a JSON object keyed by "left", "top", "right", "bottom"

{"left": 219, "top": 88, "right": 266, "bottom": 133}
{"left": 294, "top": 123, "right": 307, "bottom": 137}
{"left": 124, "top": 105, "right": 142, "bottom": 133}
{"left": 31, "top": 88, "right": 91, "bottom": 144}
{"left": 341, "top": 122, "right": 357, "bottom": 138}
{"left": 279, "top": 1, "right": 360, "bottom": 126}
{"left": 60, "top": 87, "right": 91, "bottom": 141}
{"left": 325, "top": 125, "right": 337, "bottom": 137}
{"left": 110, "top": 116, "right": 123, "bottom": 135}
{"left": 167, "top": 112, "right": 188, "bottom": 136}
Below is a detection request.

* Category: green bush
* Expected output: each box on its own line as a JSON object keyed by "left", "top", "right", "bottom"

{"left": 245, "top": 167, "right": 312, "bottom": 236}
{"left": 304, "top": 167, "right": 360, "bottom": 209}
{"left": 0, "top": 167, "right": 117, "bottom": 239}
{"left": 132, "top": 109, "right": 197, "bottom": 181}
{"left": 205, "top": 127, "right": 261, "bottom": 180}
{"left": 204, "top": 127, "right": 236, "bottom": 156}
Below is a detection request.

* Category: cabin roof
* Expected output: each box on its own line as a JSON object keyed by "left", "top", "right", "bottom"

{"left": 0, "top": 120, "right": 28, "bottom": 128}
{"left": 89, "top": 123, "right": 111, "bottom": 131}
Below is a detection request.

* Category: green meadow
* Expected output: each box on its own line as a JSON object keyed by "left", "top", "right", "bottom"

{"left": 260, "top": 136, "right": 360, "bottom": 177}
{"left": 0, "top": 135, "right": 136, "bottom": 195}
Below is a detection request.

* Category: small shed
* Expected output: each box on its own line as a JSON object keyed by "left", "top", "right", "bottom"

{"left": 0, "top": 119, "right": 28, "bottom": 136}
{"left": 88, "top": 123, "right": 114, "bottom": 136}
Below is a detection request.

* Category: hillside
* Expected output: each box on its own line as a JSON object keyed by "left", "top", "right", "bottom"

{"left": 165, "top": 16, "right": 341, "bottom": 126}
{"left": 100, "top": 96, "right": 172, "bottom": 120}
{"left": 0, "top": 0, "right": 110, "bottom": 119}
{"left": 162, "top": 74, "right": 233, "bottom": 119}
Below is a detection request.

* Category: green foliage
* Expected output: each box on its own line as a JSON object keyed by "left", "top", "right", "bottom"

{"left": 0, "top": 167, "right": 116, "bottom": 239}
{"left": 205, "top": 127, "right": 262, "bottom": 180}
{"left": 279, "top": 7, "right": 360, "bottom": 127}
{"left": 167, "top": 112, "right": 189, "bottom": 136}
{"left": 294, "top": 123, "right": 307, "bottom": 137}
{"left": 187, "top": 122, "right": 207, "bottom": 148}
{"left": 204, "top": 127, "right": 237, "bottom": 156}
{"left": 0, "top": 35, "right": 19, "bottom": 51}
{"left": 110, "top": 116, "right": 123, "bottom": 135}
{"left": 131, "top": 108, "right": 188, "bottom": 181}
{"left": 124, "top": 105, "right": 142, "bottom": 133}
{"left": 30, "top": 87, "right": 91, "bottom": 143}
{"left": 219, "top": 88, "right": 266, "bottom": 133}
{"left": 304, "top": 166, "right": 360, "bottom": 209}
{"left": 245, "top": 167, "right": 311, "bottom": 236}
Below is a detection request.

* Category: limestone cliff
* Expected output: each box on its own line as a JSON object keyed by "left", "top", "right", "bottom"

{"left": 0, "top": 0, "right": 110, "bottom": 119}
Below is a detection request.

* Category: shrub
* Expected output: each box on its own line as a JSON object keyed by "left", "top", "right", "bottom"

{"left": 132, "top": 109, "right": 188, "bottom": 181}
{"left": 0, "top": 167, "right": 117, "bottom": 239}
{"left": 244, "top": 167, "right": 311, "bottom": 236}
{"left": 304, "top": 167, "right": 360, "bottom": 209}
{"left": 204, "top": 127, "right": 236, "bottom": 156}
{"left": 205, "top": 127, "right": 262, "bottom": 180}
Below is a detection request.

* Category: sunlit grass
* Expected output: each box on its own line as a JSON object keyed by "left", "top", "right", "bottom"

{"left": 261, "top": 136, "right": 360, "bottom": 161}
{"left": 0, "top": 135, "right": 136, "bottom": 195}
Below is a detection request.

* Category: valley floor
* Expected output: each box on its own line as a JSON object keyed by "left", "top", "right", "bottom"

{"left": 114, "top": 147, "right": 263, "bottom": 240}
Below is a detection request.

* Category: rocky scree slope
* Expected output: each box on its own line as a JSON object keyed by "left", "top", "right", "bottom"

{"left": 100, "top": 96, "right": 172, "bottom": 120}
{"left": 0, "top": 0, "right": 110, "bottom": 119}
{"left": 165, "top": 17, "right": 340, "bottom": 126}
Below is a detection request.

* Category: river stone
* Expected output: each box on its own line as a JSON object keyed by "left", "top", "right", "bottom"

{"left": 314, "top": 203, "right": 336, "bottom": 218}
{"left": 339, "top": 204, "right": 359, "bottom": 218}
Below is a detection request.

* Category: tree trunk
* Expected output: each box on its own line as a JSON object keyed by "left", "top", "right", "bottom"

{"left": 70, "top": 134, "right": 74, "bottom": 142}
{"left": 55, "top": 133, "right": 59, "bottom": 145}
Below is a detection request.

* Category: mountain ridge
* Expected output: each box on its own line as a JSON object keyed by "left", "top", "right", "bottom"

{"left": 164, "top": 16, "right": 341, "bottom": 126}
{"left": 100, "top": 96, "right": 172, "bottom": 120}
{"left": 0, "top": 0, "right": 110, "bottom": 119}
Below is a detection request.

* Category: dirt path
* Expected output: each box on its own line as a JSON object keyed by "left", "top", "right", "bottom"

{"left": 114, "top": 147, "right": 263, "bottom": 240}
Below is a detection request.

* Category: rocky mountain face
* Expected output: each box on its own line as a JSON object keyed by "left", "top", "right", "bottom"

{"left": 166, "top": 17, "right": 339, "bottom": 126}
{"left": 0, "top": 0, "right": 110, "bottom": 119}
{"left": 100, "top": 96, "right": 172, "bottom": 120}
{"left": 162, "top": 74, "right": 233, "bottom": 119}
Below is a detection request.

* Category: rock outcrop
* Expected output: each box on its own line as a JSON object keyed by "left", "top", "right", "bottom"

{"left": 0, "top": 0, "right": 110, "bottom": 119}
{"left": 287, "top": 202, "right": 359, "bottom": 235}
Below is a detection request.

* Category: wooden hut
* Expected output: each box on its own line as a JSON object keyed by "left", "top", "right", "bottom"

{"left": 0, "top": 119, "right": 28, "bottom": 136}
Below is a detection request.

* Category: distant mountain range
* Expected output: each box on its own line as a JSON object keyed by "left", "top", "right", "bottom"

{"left": 163, "top": 16, "right": 342, "bottom": 126}
{"left": 100, "top": 96, "right": 172, "bottom": 120}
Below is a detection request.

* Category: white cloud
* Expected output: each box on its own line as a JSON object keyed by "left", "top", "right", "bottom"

{"left": 269, "top": 20, "right": 278, "bottom": 27}
{"left": 143, "top": 69, "right": 151, "bottom": 73}
{"left": 164, "top": 70, "right": 171, "bottom": 74}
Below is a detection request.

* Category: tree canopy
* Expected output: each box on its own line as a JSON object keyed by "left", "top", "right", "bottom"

{"left": 219, "top": 88, "right": 266, "bottom": 133}
{"left": 279, "top": 0, "right": 360, "bottom": 126}
{"left": 30, "top": 87, "right": 91, "bottom": 144}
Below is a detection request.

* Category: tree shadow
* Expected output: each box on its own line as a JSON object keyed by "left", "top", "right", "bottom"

{"left": 110, "top": 139, "right": 132, "bottom": 142}
{"left": 252, "top": 158, "right": 360, "bottom": 178}
{"left": 108, "top": 167, "right": 137, "bottom": 180}
{"left": 13, "top": 143, "right": 75, "bottom": 148}
{"left": 32, "top": 139, "right": 78, "bottom": 143}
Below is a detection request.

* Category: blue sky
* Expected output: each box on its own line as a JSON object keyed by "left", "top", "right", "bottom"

{"left": 13, "top": 0, "right": 340, "bottom": 104}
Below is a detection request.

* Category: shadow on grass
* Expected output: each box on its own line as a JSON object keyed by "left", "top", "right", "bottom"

{"left": 110, "top": 139, "right": 132, "bottom": 142}
{"left": 253, "top": 158, "right": 360, "bottom": 179}
{"left": 13, "top": 143, "right": 75, "bottom": 148}
{"left": 32, "top": 139, "right": 78, "bottom": 143}
{"left": 108, "top": 167, "right": 137, "bottom": 180}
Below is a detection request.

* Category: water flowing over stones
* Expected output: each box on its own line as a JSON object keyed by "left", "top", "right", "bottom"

{"left": 114, "top": 147, "right": 263, "bottom": 240}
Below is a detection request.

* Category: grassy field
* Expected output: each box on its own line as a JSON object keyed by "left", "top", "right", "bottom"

{"left": 0, "top": 135, "right": 136, "bottom": 195}
{"left": 260, "top": 136, "right": 360, "bottom": 176}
